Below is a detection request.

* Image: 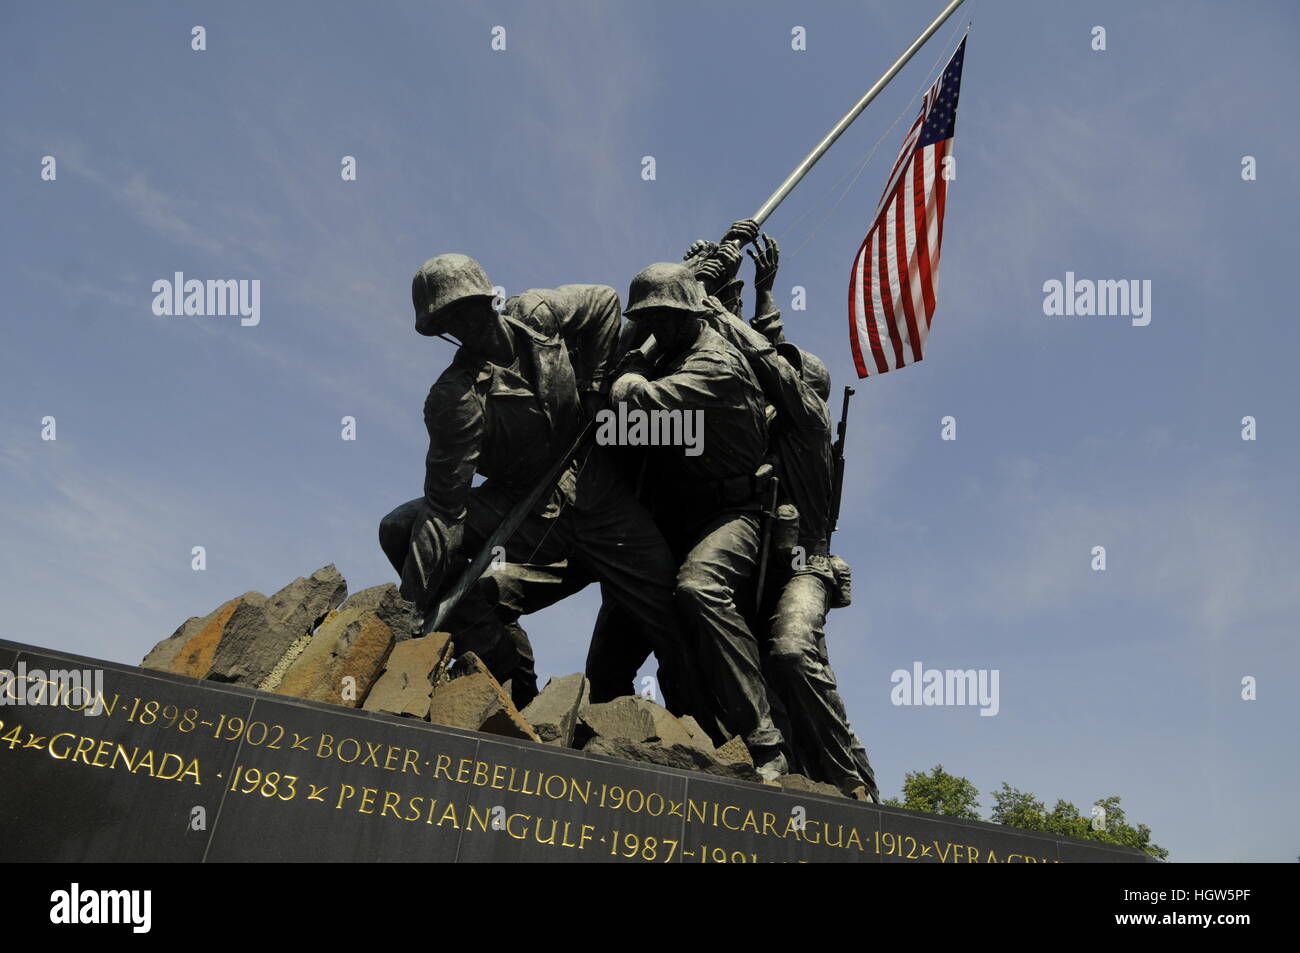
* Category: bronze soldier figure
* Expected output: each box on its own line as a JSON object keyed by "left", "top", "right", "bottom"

{"left": 378, "top": 254, "right": 693, "bottom": 713}
{"left": 607, "top": 260, "right": 788, "bottom": 779}
{"left": 739, "top": 233, "right": 880, "bottom": 800}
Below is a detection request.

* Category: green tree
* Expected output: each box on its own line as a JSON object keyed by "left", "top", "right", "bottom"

{"left": 885, "top": 770, "right": 1169, "bottom": 861}
{"left": 882, "top": 763, "right": 981, "bottom": 820}
{"left": 989, "top": 784, "right": 1168, "bottom": 861}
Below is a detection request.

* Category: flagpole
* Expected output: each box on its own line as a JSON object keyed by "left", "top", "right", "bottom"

{"left": 750, "top": 0, "right": 967, "bottom": 227}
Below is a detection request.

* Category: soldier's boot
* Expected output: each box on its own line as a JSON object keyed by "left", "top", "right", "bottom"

{"left": 502, "top": 621, "right": 539, "bottom": 709}
{"left": 753, "top": 747, "right": 789, "bottom": 782}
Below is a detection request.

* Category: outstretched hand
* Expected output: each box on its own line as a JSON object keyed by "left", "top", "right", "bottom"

{"left": 748, "top": 233, "right": 780, "bottom": 291}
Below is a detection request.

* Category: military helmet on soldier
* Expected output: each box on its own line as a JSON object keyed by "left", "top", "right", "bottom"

{"left": 624, "top": 262, "right": 709, "bottom": 318}
{"left": 412, "top": 253, "right": 495, "bottom": 336}
{"left": 715, "top": 277, "right": 745, "bottom": 315}
{"left": 777, "top": 341, "right": 832, "bottom": 402}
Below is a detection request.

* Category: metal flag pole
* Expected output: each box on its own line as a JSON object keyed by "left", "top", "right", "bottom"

{"left": 749, "top": 0, "right": 967, "bottom": 227}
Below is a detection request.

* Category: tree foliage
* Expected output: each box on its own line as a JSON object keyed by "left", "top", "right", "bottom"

{"left": 885, "top": 766, "right": 1168, "bottom": 860}
{"left": 882, "top": 763, "right": 981, "bottom": 820}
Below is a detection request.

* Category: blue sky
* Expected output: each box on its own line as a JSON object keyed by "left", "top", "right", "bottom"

{"left": 2, "top": 0, "right": 1297, "bottom": 862}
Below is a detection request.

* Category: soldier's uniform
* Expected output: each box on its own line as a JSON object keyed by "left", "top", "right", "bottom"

{"left": 380, "top": 256, "right": 689, "bottom": 712}
{"left": 608, "top": 263, "right": 786, "bottom": 770}
{"left": 739, "top": 303, "right": 879, "bottom": 798}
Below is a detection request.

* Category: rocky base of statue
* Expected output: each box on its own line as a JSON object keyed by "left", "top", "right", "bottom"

{"left": 140, "top": 564, "right": 857, "bottom": 800}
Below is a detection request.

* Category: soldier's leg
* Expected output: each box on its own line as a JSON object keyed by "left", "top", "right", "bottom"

{"left": 584, "top": 601, "right": 652, "bottom": 703}
{"left": 428, "top": 485, "right": 582, "bottom": 705}
{"left": 675, "top": 512, "right": 785, "bottom": 763}
{"left": 378, "top": 498, "right": 424, "bottom": 579}
{"left": 817, "top": 631, "right": 879, "bottom": 799}
{"left": 766, "top": 572, "right": 871, "bottom": 793}
{"left": 566, "top": 463, "right": 709, "bottom": 724}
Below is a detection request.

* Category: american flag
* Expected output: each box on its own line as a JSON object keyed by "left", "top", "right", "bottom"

{"left": 849, "top": 36, "right": 966, "bottom": 378}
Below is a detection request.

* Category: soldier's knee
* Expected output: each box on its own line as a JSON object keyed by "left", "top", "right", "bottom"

{"left": 674, "top": 568, "right": 727, "bottom": 615}
{"left": 767, "top": 636, "right": 815, "bottom": 677}
{"left": 676, "top": 550, "right": 736, "bottom": 595}
{"left": 378, "top": 509, "right": 410, "bottom": 567}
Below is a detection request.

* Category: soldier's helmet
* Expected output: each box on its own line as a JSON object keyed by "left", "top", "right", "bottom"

{"left": 411, "top": 253, "right": 495, "bottom": 336}
{"left": 624, "top": 262, "right": 709, "bottom": 318}
{"left": 778, "top": 341, "right": 832, "bottom": 402}
{"left": 716, "top": 277, "right": 745, "bottom": 314}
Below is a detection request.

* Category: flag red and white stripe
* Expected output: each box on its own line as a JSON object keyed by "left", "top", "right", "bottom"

{"left": 849, "top": 36, "right": 966, "bottom": 378}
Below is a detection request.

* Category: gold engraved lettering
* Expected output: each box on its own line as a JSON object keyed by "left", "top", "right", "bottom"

{"left": 543, "top": 774, "right": 567, "bottom": 800}
{"left": 432, "top": 754, "right": 453, "bottom": 781}
{"left": 110, "top": 744, "right": 136, "bottom": 772}
{"left": 335, "top": 783, "right": 356, "bottom": 809}
{"left": 404, "top": 795, "right": 425, "bottom": 821}
{"left": 71, "top": 736, "right": 96, "bottom": 765}
{"left": 520, "top": 769, "right": 541, "bottom": 796}
{"left": 506, "top": 812, "right": 529, "bottom": 839}
{"left": 381, "top": 790, "right": 403, "bottom": 818}
{"left": 437, "top": 802, "right": 460, "bottom": 828}
{"left": 47, "top": 732, "right": 75, "bottom": 759}
{"left": 559, "top": 821, "right": 578, "bottom": 848}
{"left": 337, "top": 738, "right": 361, "bottom": 763}
{"left": 358, "top": 786, "right": 377, "bottom": 814}
{"left": 533, "top": 817, "right": 557, "bottom": 845}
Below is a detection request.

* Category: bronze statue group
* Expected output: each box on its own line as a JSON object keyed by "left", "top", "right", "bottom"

{"left": 380, "top": 219, "right": 878, "bottom": 800}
